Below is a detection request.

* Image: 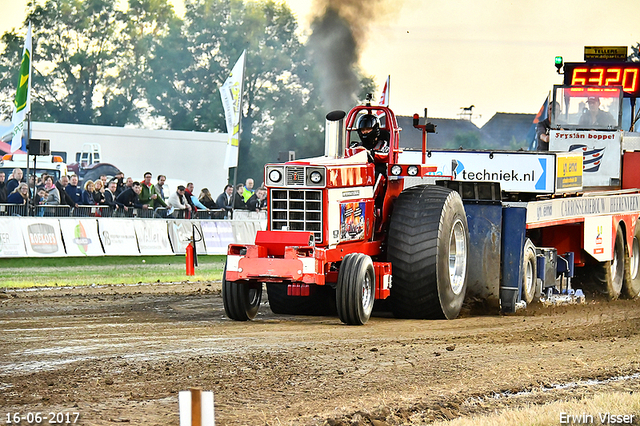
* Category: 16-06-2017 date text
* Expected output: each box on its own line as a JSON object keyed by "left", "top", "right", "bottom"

{"left": 5, "top": 412, "right": 80, "bottom": 424}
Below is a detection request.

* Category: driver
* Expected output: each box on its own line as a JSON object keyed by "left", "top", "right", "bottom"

{"left": 579, "top": 96, "right": 616, "bottom": 128}
{"left": 351, "top": 114, "right": 390, "bottom": 158}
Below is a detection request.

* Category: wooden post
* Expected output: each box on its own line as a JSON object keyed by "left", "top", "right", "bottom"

{"left": 190, "top": 387, "right": 201, "bottom": 426}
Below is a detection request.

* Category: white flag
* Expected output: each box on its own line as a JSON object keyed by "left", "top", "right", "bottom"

{"left": 376, "top": 75, "right": 390, "bottom": 118}
{"left": 11, "top": 22, "right": 32, "bottom": 153}
{"left": 378, "top": 75, "right": 389, "bottom": 107}
{"left": 220, "top": 51, "right": 246, "bottom": 169}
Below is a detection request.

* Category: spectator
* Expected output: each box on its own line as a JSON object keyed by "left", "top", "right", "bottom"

{"left": 115, "top": 181, "right": 143, "bottom": 213}
{"left": 7, "top": 182, "right": 29, "bottom": 204}
{"left": 246, "top": 187, "right": 268, "bottom": 212}
{"left": 36, "top": 188, "right": 48, "bottom": 214}
{"left": 167, "top": 185, "right": 191, "bottom": 218}
{"left": 186, "top": 183, "right": 207, "bottom": 211}
{"left": 233, "top": 183, "right": 247, "bottom": 210}
{"left": 113, "top": 172, "right": 125, "bottom": 196}
{"left": 56, "top": 175, "right": 76, "bottom": 208}
{"left": 37, "top": 173, "right": 49, "bottom": 191}
{"left": 65, "top": 175, "right": 82, "bottom": 207}
{"left": 43, "top": 176, "right": 60, "bottom": 205}
{"left": 93, "top": 179, "right": 106, "bottom": 205}
{"left": 99, "top": 175, "right": 108, "bottom": 188}
{"left": 139, "top": 172, "right": 157, "bottom": 210}
{"left": 243, "top": 178, "right": 255, "bottom": 202}
{"left": 199, "top": 188, "right": 217, "bottom": 209}
{"left": 81, "top": 180, "right": 97, "bottom": 205}
{"left": 0, "top": 171, "right": 6, "bottom": 203}
{"left": 184, "top": 182, "right": 199, "bottom": 212}
{"left": 216, "top": 184, "right": 233, "bottom": 215}
{"left": 103, "top": 180, "right": 118, "bottom": 215}
{"left": 153, "top": 175, "right": 168, "bottom": 207}
{"left": 6, "top": 168, "right": 24, "bottom": 195}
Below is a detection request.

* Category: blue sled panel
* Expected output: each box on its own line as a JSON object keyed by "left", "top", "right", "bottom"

{"left": 501, "top": 205, "right": 527, "bottom": 313}
{"left": 464, "top": 203, "right": 502, "bottom": 312}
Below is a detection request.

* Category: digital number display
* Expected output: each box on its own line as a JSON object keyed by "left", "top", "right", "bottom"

{"left": 563, "top": 62, "right": 640, "bottom": 97}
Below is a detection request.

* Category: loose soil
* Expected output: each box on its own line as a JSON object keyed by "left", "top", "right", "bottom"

{"left": 1, "top": 282, "right": 639, "bottom": 425}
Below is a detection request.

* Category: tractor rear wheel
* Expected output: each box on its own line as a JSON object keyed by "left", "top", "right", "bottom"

{"left": 623, "top": 223, "right": 640, "bottom": 299}
{"left": 266, "top": 284, "right": 336, "bottom": 316}
{"left": 336, "top": 253, "right": 375, "bottom": 325}
{"left": 388, "top": 185, "right": 469, "bottom": 319}
{"left": 222, "top": 267, "right": 262, "bottom": 321}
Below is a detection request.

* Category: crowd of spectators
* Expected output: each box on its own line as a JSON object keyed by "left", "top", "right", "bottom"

{"left": 0, "top": 168, "right": 267, "bottom": 219}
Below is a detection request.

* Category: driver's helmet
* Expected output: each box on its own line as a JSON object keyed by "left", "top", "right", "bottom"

{"left": 356, "top": 114, "right": 380, "bottom": 149}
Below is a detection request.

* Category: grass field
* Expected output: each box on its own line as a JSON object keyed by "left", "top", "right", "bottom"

{"left": 0, "top": 255, "right": 226, "bottom": 288}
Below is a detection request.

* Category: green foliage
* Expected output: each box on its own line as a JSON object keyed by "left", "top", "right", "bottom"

{"left": 0, "top": 0, "right": 375, "bottom": 186}
{"left": 445, "top": 131, "right": 483, "bottom": 150}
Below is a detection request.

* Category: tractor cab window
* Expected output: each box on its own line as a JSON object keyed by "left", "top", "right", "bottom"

{"left": 552, "top": 85, "right": 622, "bottom": 131}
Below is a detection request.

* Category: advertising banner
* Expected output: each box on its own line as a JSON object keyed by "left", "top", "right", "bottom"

{"left": 398, "top": 150, "right": 556, "bottom": 193}
{"left": 134, "top": 220, "right": 172, "bottom": 255}
{"left": 97, "top": 219, "right": 140, "bottom": 256}
{"left": 201, "top": 221, "right": 234, "bottom": 255}
{"left": 59, "top": 218, "right": 104, "bottom": 256}
{"left": 550, "top": 130, "right": 621, "bottom": 188}
{"left": 21, "top": 218, "right": 65, "bottom": 257}
{"left": 167, "top": 220, "right": 206, "bottom": 254}
{"left": 0, "top": 218, "right": 27, "bottom": 257}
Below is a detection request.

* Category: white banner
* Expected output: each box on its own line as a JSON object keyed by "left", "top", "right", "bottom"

{"left": 59, "top": 218, "right": 104, "bottom": 256}
{"left": 0, "top": 218, "right": 27, "bottom": 257}
{"left": 201, "top": 221, "right": 234, "bottom": 255}
{"left": 399, "top": 150, "right": 556, "bottom": 193}
{"left": 98, "top": 219, "right": 140, "bottom": 256}
{"left": 167, "top": 220, "right": 206, "bottom": 255}
{"left": 220, "top": 51, "right": 246, "bottom": 169}
{"left": 134, "top": 220, "right": 172, "bottom": 255}
{"left": 549, "top": 130, "right": 621, "bottom": 188}
{"left": 21, "top": 218, "right": 65, "bottom": 257}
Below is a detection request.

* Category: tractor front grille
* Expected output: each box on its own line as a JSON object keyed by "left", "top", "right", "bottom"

{"left": 270, "top": 189, "right": 323, "bottom": 243}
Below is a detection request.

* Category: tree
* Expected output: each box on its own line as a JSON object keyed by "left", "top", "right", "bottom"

{"left": 0, "top": 0, "right": 181, "bottom": 126}
{"left": 149, "top": 0, "right": 330, "bottom": 184}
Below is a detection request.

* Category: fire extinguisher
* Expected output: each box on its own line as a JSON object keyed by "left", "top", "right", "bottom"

{"left": 185, "top": 224, "right": 201, "bottom": 276}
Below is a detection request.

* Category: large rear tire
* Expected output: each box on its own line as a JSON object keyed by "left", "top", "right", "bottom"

{"left": 266, "top": 284, "right": 336, "bottom": 316}
{"left": 623, "top": 222, "right": 640, "bottom": 299}
{"left": 336, "top": 253, "right": 375, "bottom": 325}
{"left": 388, "top": 185, "right": 469, "bottom": 319}
{"left": 521, "top": 239, "right": 540, "bottom": 304}
{"left": 222, "top": 267, "right": 262, "bottom": 321}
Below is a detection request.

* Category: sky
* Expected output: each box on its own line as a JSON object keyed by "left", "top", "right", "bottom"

{"left": 3, "top": 0, "right": 640, "bottom": 127}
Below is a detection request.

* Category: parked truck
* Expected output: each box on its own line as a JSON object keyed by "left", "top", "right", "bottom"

{"left": 222, "top": 49, "right": 640, "bottom": 325}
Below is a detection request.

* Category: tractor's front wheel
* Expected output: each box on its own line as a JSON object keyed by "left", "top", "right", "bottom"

{"left": 336, "top": 253, "right": 375, "bottom": 325}
{"left": 222, "top": 267, "right": 262, "bottom": 321}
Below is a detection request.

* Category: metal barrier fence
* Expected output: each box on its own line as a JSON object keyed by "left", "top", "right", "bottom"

{"left": 0, "top": 204, "right": 232, "bottom": 219}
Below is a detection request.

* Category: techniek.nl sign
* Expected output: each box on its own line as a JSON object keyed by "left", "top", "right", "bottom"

{"left": 398, "top": 151, "right": 555, "bottom": 193}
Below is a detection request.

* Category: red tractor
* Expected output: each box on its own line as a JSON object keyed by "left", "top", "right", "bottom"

{"left": 223, "top": 101, "right": 469, "bottom": 325}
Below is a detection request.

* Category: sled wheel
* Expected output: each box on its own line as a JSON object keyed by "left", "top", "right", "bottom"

{"left": 266, "top": 284, "right": 336, "bottom": 316}
{"left": 623, "top": 222, "right": 640, "bottom": 299}
{"left": 521, "top": 239, "right": 540, "bottom": 304}
{"left": 388, "top": 185, "right": 469, "bottom": 319}
{"left": 222, "top": 267, "right": 262, "bottom": 321}
{"left": 590, "top": 225, "right": 625, "bottom": 300}
{"left": 336, "top": 253, "right": 375, "bottom": 325}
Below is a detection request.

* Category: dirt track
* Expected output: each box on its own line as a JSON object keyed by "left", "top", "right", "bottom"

{"left": 1, "top": 282, "right": 640, "bottom": 425}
